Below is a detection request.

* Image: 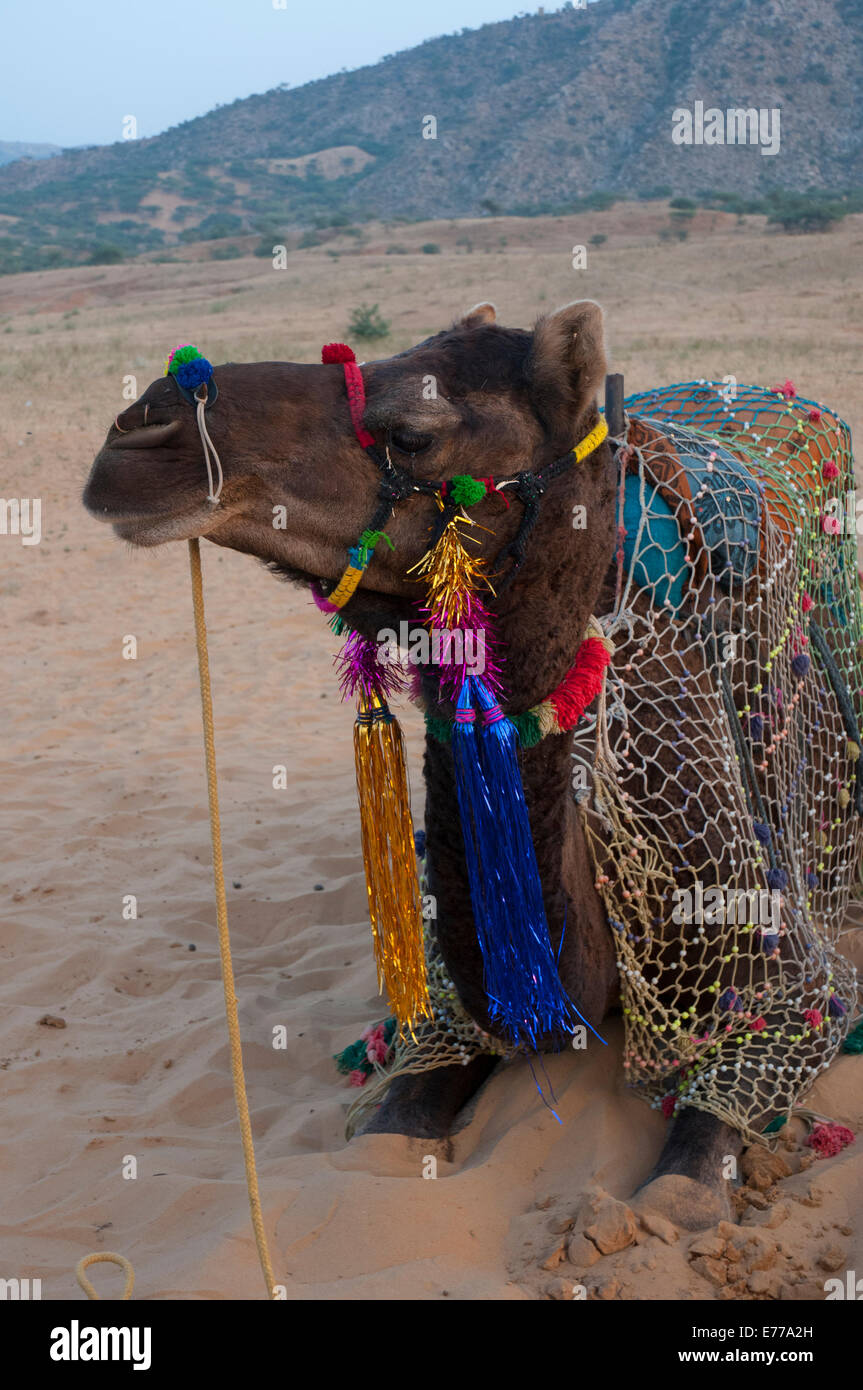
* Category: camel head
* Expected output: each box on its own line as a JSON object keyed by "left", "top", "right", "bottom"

{"left": 83, "top": 300, "right": 609, "bottom": 631}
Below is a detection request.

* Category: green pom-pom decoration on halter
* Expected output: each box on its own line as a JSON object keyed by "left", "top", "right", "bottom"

{"left": 165, "top": 344, "right": 205, "bottom": 375}
{"left": 448, "top": 474, "right": 487, "bottom": 508}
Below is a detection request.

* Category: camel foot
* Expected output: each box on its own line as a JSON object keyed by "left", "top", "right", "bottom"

{"left": 631, "top": 1173, "right": 729, "bottom": 1232}
{"left": 357, "top": 1055, "right": 498, "bottom": 1140}
{"left": 633, "top": 1107, "right": 744, "bottom": 1232}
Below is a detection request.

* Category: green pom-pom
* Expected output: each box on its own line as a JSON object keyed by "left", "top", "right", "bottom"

{"left": 843, "top": 1017, "right": 863, "bottom": 1053}
{"left": 425, "top": 714, "right": 452, "bottom": 744}
{"left": 449, "top": 475, "right": 487, "bottom": 507}
{"left": 333, "top": 1039, "right": 369, "bottom": 1075}
{"left": 762, "top": 1114, "right": 788, "bottom": 1134}
{"left": 166, "top": 344, "right": 203, "bottom": 375}
{"left": 510, "top": 711, "right": 543, "bottom": 747}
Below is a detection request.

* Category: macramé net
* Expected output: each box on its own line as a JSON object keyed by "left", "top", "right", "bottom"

{"left": 347, "top": 382, "right": 862, "bottom": 1147}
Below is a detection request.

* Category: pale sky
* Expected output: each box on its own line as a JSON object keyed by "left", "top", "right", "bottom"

{"left": 0, "top": 1, "right": 599, "bottom": 149}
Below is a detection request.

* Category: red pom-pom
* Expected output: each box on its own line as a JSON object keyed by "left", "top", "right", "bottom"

{"left": 806, "top": 1122, "right": 854, "bottom": 1158}
{"left": 548, "top": 637, "right": 611, "bottom": 731}
{"left": 322, "top": 342, "right": 356, "bottom": 365}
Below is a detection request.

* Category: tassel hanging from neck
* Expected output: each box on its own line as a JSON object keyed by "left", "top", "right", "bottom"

{"left": 337, "top": 632, "right": 430, "bottom": 1034}
{"left": 452, "top": 677, "right": 596, "bottom": 1048}
{"left": 409, "top": 510, "right": 503, "bottom": 701}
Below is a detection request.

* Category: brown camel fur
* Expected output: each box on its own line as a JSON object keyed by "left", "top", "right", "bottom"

{"left": 84, "top": 301, "right": 742, "bottom": 1229}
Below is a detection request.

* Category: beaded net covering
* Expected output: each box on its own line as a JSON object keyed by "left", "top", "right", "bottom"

{"left": 576, "top": 382, "right": 862, "bottom": 1144}
{"left": 342, "top": 381, "right": 862, "bottom": 1147}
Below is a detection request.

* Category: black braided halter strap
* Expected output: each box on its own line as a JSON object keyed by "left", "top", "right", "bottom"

{"left": 315, "top": 392, "right": 610, "bottom": 614}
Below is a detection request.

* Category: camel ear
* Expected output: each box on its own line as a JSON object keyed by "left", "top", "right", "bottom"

{"left": 530, "top": 300, "right": 607, "bottom": 440}
{"left": 461, "top": 302, "right": 497, "bottom": 328}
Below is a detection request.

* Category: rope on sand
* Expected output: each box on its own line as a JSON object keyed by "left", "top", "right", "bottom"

{"left": 187, "top": 537, "right": 277, "bottom": 1300}
{"left": 75, "top": 539, "right": 277, "bottom": 1301}
{"left": 75, "top": 1252, "right": 135, "bottom": 1301}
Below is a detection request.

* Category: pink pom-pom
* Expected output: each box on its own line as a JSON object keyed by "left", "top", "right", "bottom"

{"left": 804, "top": 1008, "right": 823, "bottom": 1028}
{"left": 801, "top": 592, "right": 814, "bottom": 613}
{"left": 363, "top": 1023, "right": 390, "bottom": 1065}
{"left": 322, "top": 342, "right": 356, "bottom": 365}
{"left": 809, "top": 409, "right": 822, "bottom": 422}
{"left": 661, "top": 1095, "right": 676, "bottom": 1119}
{"left": 348, "top": 1069, "right": 368, "bottom": 1088}
{"left": 806, "top": 1122, "right": 854, "bottom": 1158}
{"left": 822, "top": 514, "right": 841, "bottom": 536}
{"left": 823, "top": 459, "right": 840, "bottom": 481}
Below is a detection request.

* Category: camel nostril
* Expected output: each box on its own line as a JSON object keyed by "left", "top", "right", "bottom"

{"left": 108, "top": 420, "right": 183, "bottom": 449}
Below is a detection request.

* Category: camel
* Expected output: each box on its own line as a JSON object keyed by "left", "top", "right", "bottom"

{"left": 83, "top": 300, "right": 860, "bottom": 1233}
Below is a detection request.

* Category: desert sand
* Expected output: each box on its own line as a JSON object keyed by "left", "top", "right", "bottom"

{"left": 1, "top": 204, "right": 862, "bottom": 1300}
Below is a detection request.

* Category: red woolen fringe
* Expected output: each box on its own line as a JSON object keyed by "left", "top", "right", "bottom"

{"left": 548, "top": 636, "right": 611, "bottom": 730}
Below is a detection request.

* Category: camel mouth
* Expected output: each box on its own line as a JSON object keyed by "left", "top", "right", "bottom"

{"left": 109, "top": 505, "right": 229, "bottom": 548}
{"left": 83, "top": 421, "right": 226, "bottom": 544}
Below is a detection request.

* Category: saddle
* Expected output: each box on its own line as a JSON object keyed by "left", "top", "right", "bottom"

{"left": 620, "top": 382, "right": 851, "bottom": 614}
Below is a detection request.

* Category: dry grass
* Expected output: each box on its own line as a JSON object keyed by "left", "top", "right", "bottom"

{"left": 1, "top": 204, "right": 862, "bottom": 507}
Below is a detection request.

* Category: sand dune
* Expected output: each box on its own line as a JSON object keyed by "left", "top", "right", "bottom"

{"left": 1, "top": 210, "right": 862, "bottom": 1299}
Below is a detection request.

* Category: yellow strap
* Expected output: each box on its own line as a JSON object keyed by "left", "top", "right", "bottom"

{"left": 327, "top": 561, "right": 365, "bottom": 610}
{"left": 188, "top": 538, "right": 278, "bottom": 1301}
{"left": 572, "top": 415, "right": 609, "bottom": 465}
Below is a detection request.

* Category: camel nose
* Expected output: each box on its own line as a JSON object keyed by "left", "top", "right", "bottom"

{"left": 107, "top": 420, "right": 182, "bottom": 449}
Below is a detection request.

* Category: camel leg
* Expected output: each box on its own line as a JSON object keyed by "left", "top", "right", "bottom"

{"left": 632, "top": 1107, "right": 744, "bottom": 1231}
{"left": 357, "top": 1055, "right": 499, "bottom": 1139}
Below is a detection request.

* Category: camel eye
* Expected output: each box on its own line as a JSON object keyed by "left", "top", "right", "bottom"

{"left": 389, "top": 427, "right": 433, "bottom": 457}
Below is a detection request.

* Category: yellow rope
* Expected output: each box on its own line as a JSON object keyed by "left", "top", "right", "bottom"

{"left": 572, "top": 415, "right": 609, "bottom": 464}
{"left": 75, "top": 1252, "right": 135, "bottom": 1301}
{"left": 187, "top": 537, "right": 278, "bottom": 1301}
{"left": 75, "top": 541, "right": 277, "bottom": 1301}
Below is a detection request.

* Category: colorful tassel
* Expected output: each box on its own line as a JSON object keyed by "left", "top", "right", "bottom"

{"left": 334, "top": 634, "right": 429, "bottom": 1034}
{"left": 451, "top": 677, "right": 602, "bottom": 1048}
{"left": 409, "top": 512, "right": 503, "bottom": 700}
{"left": 353, "top": 691, "right": 430, "bottom": 1034}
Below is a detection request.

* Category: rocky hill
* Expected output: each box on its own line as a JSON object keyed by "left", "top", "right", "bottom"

{"left": 0, "top": 141, "right": 62, "bottom": 168}
{"left": 1, "top": 0, "right": 861, "bottom": 272}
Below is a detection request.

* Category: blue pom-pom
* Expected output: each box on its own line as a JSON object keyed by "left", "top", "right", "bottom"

{"left": 176, "top": 356, "right": 213, "bottom": 389}
{"left": 760, "top": 932, "right": 780, "bottom": 954}
{"left": 806, "top": 871, "right": 818, "bottom": 889}
{"left": 753, "top": 821, "right": 771, "bottom": 845}
{"left": 749, "top": 714, "right": 764, "bottom": 742}
{"left": 766, "top": 868, "right": 787, "bottom": 890}
{"left": 414, "top": 828, "right": 426, "bottom": 859}
{"left": 828, "top": 993, "right": 848, "bottom": 1019}
{"left": 718, "top": 988, "right": 743, "bottom": 1013}
{"left": 791, "top": 653, "right": 810, "bottom": 678}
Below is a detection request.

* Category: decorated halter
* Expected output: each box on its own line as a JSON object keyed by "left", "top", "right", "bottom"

{"left": 164, "top": 345, "right": 223, "bottom": 504}
{"left": 162, "top": 338, "right": 611, "bottom": 1049}
{"left": 317, "top": 342, "right": 611, "bottom": 1047}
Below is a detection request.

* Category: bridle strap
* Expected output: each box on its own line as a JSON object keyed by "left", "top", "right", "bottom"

{"left": 316, "top": 341, "right": 610, "bottom": 612}
{"left": 195, "top": 386, "right": 224, "bottom": 505}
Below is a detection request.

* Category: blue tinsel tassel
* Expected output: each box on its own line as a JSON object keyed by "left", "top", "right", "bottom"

{"left": 452, "top": 676, "right": 602, "bottom": 1048}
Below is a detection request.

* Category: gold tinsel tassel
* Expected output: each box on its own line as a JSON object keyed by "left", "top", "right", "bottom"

{"left": 409, "top": 511, "right": 494, "bottom": 627}
{"left": 353, "top": 692, "right": 431, "bottom": 1035}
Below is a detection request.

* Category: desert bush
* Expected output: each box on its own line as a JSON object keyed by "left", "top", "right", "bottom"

{"left": 87, "top": 244, "right": 124, "bottom": 265}
{"left": 347, "top": 303, "right": 390, "bottom": 340}
{"left": 766, "top": 193, "right": 846, "bottom": 233}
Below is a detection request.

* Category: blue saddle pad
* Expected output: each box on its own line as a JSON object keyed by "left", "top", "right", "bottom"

{"left": 621, "top": 417, "right": 763, "bottom": 610}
